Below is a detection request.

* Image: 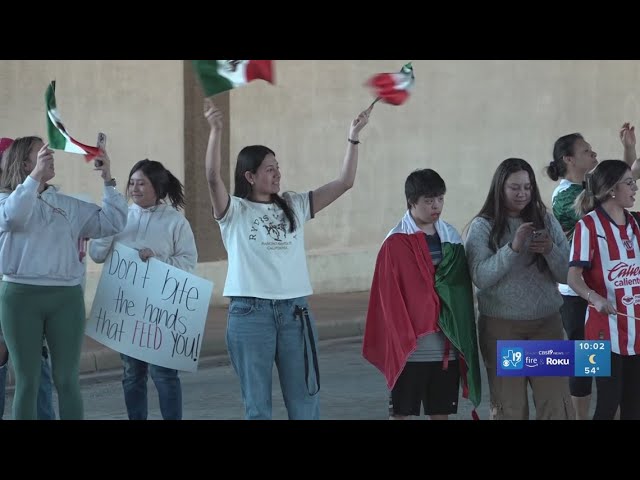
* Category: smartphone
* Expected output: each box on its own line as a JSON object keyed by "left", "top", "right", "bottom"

{"left": 532, "top": 230, "right": 548, "bottom": 240}
{"left": 94, "top": 132, "right": 106, "bottom": 167}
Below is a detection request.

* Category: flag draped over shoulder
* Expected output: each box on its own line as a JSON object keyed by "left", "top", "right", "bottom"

{"left": 366, "top": 62, "right": 415, "bottom": 105}
{"left": 363, "top": 211, "right": 481, "bottom": 413}
{"left": 192, "top": 60, "right": 274, "bottom": 97}
{"left": 45, "top": 81, "right": 100, "bottom": 162}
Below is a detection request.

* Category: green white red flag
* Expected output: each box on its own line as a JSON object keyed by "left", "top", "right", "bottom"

{"left": 192, "top": 60, "right": 274, "bottom": 97}
{"left": 367, "top": 62, "right": 415, "bottom": 106}
{"left": 45, "top": 81, "right": 101, "bottom": 162}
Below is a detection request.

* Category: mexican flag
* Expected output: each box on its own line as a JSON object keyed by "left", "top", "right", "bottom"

{"left": 192, "top": 60, "right": 274, "bottom": 97}
{"left": 45, "top": 81, "right": 101, "bottom": 161}
{"left": 363, "top": 210, "right": 481, "bottom": 415}
{"left": 366, "top": 62, "right": 415, "bottom": 106}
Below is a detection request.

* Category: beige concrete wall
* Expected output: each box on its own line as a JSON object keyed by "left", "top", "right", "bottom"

{"left": 230, "top": 60, "right": 640, "bottom": 247}
{"left": 3, "top": 60, "right": 640, "bottom": 308}
{"left": 224, "top": 60, "right": 640, "bottom": 303}
{"left": 0, "top": 60, "right": 184, "bottom": 304}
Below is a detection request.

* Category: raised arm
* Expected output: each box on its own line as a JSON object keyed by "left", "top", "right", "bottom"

{"left": 311, "top": 106, "right": 371, "bottom": 216}
{"left": 620, "top": 122, "right": 640, "bottom": 179}
{"left": 204, "top": 99, "right": 230, "bottom": 219}
{"left": 79, "top": 149, "right": 128, "bottom": 239}
{"left": 0, "top": 143, "right": 53, "bottom": 231}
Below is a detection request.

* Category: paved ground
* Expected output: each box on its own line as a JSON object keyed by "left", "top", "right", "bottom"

{"left": 5, "top": 338, "right": 492, "bottom": 420}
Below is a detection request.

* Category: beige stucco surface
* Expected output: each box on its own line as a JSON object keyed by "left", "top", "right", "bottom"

{"left": 2, "top": 60, "right": 639, "bottom": 306}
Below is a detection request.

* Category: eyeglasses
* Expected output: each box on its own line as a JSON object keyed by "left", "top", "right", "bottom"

{"left": 618, "top": 178, "right": 637, "bottom": 187}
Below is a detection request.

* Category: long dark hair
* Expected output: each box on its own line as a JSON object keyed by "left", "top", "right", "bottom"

{"left": 234, "top": 145, "right": 297, "bottom": 233}
{"left": 127, "top": 159, "right": 185, "bottom": 210}
{"left": 474, "top": 158, "right": 549, "bottom": 271}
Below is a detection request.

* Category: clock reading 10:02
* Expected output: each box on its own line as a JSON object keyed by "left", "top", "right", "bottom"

{"left": 577, "top": 342, "right": 606, "bottom": 350}
{"left": 574, "top": 341, "right": 611, "bottom": 377}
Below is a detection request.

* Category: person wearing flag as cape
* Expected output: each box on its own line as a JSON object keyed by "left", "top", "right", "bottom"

{"left": 0, "top": 136, "right": 127, "bottom": 420}
{"left": 203, "top": 96, "right": 371, "bottom": 420}
{"left": 363, "top": 169, "right": 481, "bottom": 419}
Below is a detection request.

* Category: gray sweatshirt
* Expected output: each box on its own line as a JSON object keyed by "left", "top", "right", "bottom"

{"left": 89, "top": 203, "right": 197, "bottom": 273}
{"left": 0, "top": 176, "right": 128, "bottom": 286}
{"left": 464, "top": 211, "right": 569, "bottom": 320}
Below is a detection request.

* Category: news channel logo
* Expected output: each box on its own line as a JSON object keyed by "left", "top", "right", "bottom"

{"left": 497, "top": 340, "right": 610, "bottom": 377}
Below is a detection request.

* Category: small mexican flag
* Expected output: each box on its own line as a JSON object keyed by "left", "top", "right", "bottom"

{"left": 366, "top": 62, "right": 415, "bottom": 106}
{"left": 45, "top": 81, "right": 101, "bottom": 161}
{"left": 192, "top": 60, "right": 274, "bottom": 97}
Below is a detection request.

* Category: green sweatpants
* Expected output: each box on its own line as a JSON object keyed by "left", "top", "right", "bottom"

{"left": 0, "top": 282, "right": 85, "bottom": 420}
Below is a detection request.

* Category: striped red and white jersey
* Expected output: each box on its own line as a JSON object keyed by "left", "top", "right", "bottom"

{"left": 570, "top": 207, "right": 640, "bottom": 355}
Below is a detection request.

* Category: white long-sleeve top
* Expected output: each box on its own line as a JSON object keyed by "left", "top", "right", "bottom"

{"left": 89, "top": 203, "right": 197, "bottom": 273}
{"left": 0, "top": 176, "right": 128, "bottom": 286}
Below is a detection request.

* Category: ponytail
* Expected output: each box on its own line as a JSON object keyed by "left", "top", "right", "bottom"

{"left": 165, "top": 172, "right": 186, "bottom": 210}
{"left": 546, "top": 160, "right": 565, "bottom": 182}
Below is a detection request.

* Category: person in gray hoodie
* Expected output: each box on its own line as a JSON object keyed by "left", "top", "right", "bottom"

{"left": 0, "top": 136, "right": 54, "bottom": 420}
{"left": 0, "top": 136, "right": 128, "bottom": 420}
{"left": 89, "top": 159, "right": 197, "bottom": 420}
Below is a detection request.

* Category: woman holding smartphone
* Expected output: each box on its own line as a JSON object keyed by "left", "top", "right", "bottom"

{"left": 465, "top": 158, "right": 573, "bottom": 420}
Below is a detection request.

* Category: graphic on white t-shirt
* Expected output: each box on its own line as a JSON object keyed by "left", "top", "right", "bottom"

{"left": 247, "top": 206, "right": 299, "bottom": 250}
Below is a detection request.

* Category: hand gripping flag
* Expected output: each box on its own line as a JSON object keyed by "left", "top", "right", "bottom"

{"left": 366, "top": 62, "right": 415, "bottom": 106}
{"left": 45, "top": 81, "right": 101, "bottom": 162}
{"left": 193, "top": 60, "right": 274, "bottom": 98}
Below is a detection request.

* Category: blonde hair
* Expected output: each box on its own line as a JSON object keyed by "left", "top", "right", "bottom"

{"left": 0, "top": 136, "right": 42, "bottom": 192}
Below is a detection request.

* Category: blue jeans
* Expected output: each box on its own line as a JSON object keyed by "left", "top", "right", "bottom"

{"left": 0, "top": 351, "right": 55, "bottom": 420}
{"left": 226, "top": 296, "right": 320, "bottom": 420}
{"left": 121, "top": 354, "right": 182, "bottom": 420}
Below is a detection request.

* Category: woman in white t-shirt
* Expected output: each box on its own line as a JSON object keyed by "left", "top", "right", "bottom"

{"left": 204, "top": 99, "right": 371, "bottom": 420}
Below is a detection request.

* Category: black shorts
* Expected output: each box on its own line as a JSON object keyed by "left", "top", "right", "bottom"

{"left": 389, "top": 360, "right": 460, "bottom": 416}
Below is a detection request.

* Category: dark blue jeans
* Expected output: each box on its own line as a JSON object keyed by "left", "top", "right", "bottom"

{"left": 121, "top": 354, "right": 182, "bottom": 420}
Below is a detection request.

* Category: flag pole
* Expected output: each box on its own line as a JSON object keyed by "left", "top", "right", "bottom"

{"left": 368, "top": 96, "right": 381, "bottom": 110}
{"left": 589, "top": 304, "right": 640, "bottom": 321}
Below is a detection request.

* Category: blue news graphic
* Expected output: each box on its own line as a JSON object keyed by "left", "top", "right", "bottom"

{"left": 499, "top": 347, "right": 523, "bottom": 370}
{"left": 574, "top": 341, "right": 611, "bottom": 377}
{"left": 496, "top": 340, "right": 611, "bottom": 377}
